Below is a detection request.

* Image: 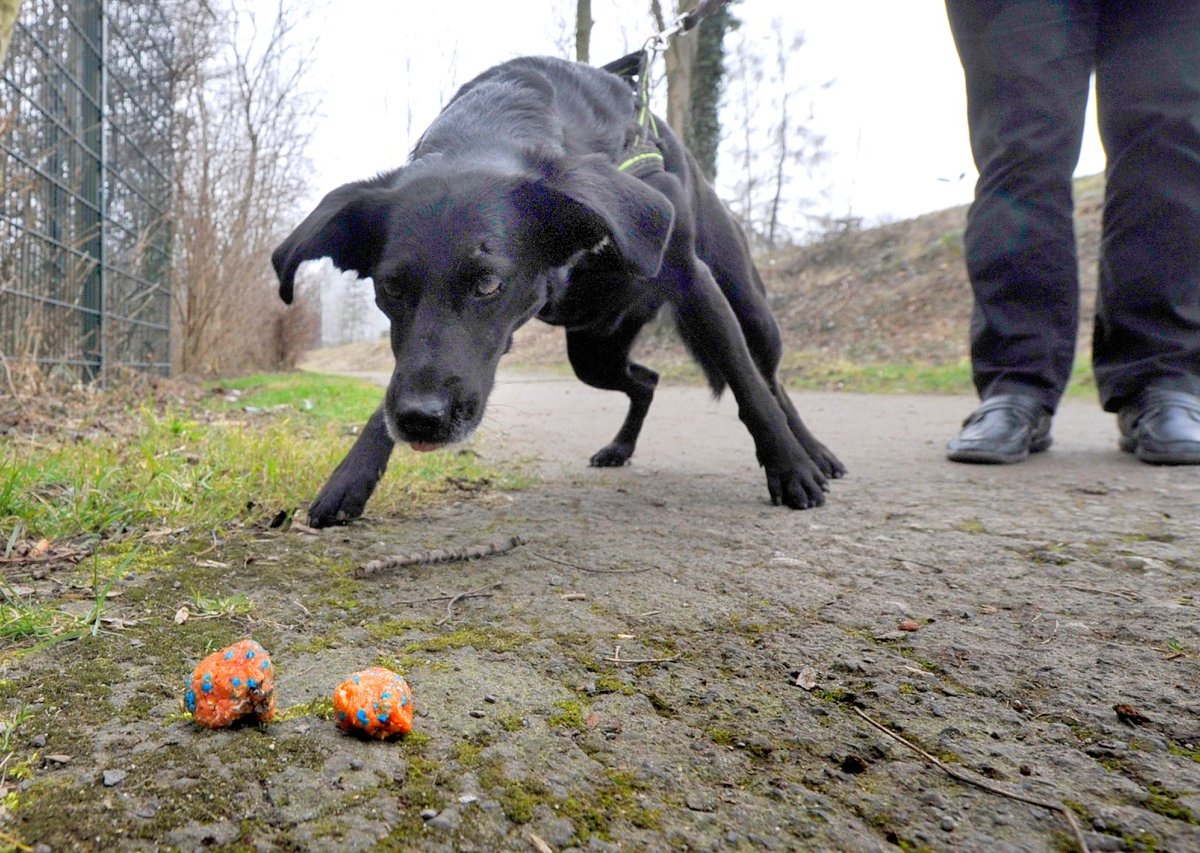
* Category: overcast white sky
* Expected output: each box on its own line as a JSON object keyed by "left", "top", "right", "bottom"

{"left": 295, "top": 1, "right": 1105, "bottom": 231}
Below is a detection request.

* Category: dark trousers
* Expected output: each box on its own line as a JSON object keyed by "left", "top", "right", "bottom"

{"left": 945, "top": 0, "right": 1200, "bottom": 412}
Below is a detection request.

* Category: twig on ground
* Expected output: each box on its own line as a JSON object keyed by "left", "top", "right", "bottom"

{"left": 433, "top": 583, "right": 503, "bottom": 626}
{"left": 851, "top": 707, "right": 1090, "bottom": 853}
{"left": 891, "top": 555, "right": 945, "bottom": 572}
{"left": 0, "top": 826, "right": 32, "bottom": 853}
{"left": 1062, "top": 584, "right": 1140, "bottom": 601}
{"left": 529, "top": 550, "right": 652, "bottom": 574}
{"left": 528, "top": 833, "right": 553, "bottom": 853}
{"left": 356, "top": 535, "right": 526, "bottom": 578}
{"left": 289, "top": 520, "right": 321, "bottom": 536}
{"left": 603, "top": 644, "right": 680, "bottom": 666}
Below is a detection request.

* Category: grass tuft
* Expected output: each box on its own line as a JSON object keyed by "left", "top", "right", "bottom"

{"left": 1, "top": 372, "right": 508, "bottom": 543}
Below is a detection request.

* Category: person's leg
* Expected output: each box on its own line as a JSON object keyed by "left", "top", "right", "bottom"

{"left": 945, "top": 0, "right": 1098, "bottom": 414}
{"left": 1092, "top": 0, "right": 1200, "bottom": 410}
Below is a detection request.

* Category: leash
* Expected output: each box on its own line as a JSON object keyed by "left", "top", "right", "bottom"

{"left": 607, "top": 0, "right": 730, "bottom": 176}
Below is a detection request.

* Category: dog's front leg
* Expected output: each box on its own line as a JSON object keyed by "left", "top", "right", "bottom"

{"left": 308, "top": 404, "right": 395, "bottom": 527}
{"left": 667, "top": 259, "right": 828, "bottom": 508}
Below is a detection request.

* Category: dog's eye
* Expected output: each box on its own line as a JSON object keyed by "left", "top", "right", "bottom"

{"left": 377, "top": 278, "right": 404, "bottom": 299}
{"left": 475, "top": 275, "right": 503, "bottom": 298}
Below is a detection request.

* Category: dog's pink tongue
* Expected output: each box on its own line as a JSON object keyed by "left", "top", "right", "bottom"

{"left": 409, "top": 442, "right": 441, "bottom": 453}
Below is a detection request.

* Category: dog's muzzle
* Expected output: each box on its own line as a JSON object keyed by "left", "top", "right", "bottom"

{"left": 386, "top": 392, "right": 478, "bottom": 451}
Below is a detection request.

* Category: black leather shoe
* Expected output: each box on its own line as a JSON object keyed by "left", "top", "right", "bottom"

{"left": 946, "top": 393, "right": 1053, "bottom": 464}
{"left": 1118, "top": 388, "right": 1200, "bottom": 465}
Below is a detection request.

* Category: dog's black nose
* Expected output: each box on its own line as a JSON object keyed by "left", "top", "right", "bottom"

{"left": 394, "top": 395, "right": 450, "bottom": 437}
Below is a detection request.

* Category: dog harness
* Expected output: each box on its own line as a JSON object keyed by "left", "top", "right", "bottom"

{"left": 608, "top": 0, "right": 728, "bottom": 179}
{"left": 615, "top": 52, "right": 667, "bottom": 178}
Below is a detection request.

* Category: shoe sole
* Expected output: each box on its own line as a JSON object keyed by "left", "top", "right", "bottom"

{"left": 1121, "top": 436, "right": 1200, "bottom": 465}
{"left": 946, "top": 436, "right": 1052, "bottom": 465}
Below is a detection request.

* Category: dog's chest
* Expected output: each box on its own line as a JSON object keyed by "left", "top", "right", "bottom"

{"left": 535, "top": 266, "right": 663, "bottom": 332}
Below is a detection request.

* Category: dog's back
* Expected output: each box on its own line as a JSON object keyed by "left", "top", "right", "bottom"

{"left": 415, "top": 57, "right": 639, "bottom": 166}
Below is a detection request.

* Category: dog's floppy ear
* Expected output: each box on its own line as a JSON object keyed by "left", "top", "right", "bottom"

{"left": 513, "top": 155, "right": 675, "bottom": 279}
{"left": 272, "top": 183, "right": 392, "bottom": 304}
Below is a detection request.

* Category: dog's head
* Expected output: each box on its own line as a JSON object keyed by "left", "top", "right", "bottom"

{"left": 272, "top": 155, "right": 674, "bottom": 451}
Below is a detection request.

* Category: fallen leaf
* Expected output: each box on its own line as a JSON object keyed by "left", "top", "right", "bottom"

{"left": 792, "top": 666, "right": 818, "bottom": 690}
{"left": 585, "top": 713, "right": 601, "bottom": 729}
{"left": 174, "top": 606, "right": 190, "bottom": 625}
{"left": 898, "top": 619, "right": 921, "bottom": 632}
{"left": 1113, "top": 703, "right": 1152, "bottom": 726}
{"left": 45, "top": 754, "right": 73, "bottom": 765}
{"left": 32, "top": 538, "right": 51, "bottom": 558}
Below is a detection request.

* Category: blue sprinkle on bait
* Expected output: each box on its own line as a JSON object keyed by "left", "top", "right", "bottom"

{"left": 378, "top": 713, "right": 389, "bottom": 723}
{"left": 185, "top": 689, "right": 196, "bottom": 712}
{"left": 247, "top": 679, "right": 257, "bottom": 689}
{"left": 231, "top": 677, "right": 241, "bottom": 687}
{"left": 338, "top": 711, "right": 346, "bottom": 720}
{"left": 224, "top": 651, "right": 233, "bottom": 661}
{"left": 245, "top": 649, "right": 256, "bottom": 659}
{"left": 201, "top": 681, "right": 213, "bottom": 694}
{"left": 262, "top": 660, "right": 270, "bottom": 670}
{"left": 353, "top": 676, "right": 360, "bottom": 684}
{"left": 356, "top": 708, "right": 369, "bottom": 726}
{"left": 381, "top": 692, "right": 391, "bottom": 700}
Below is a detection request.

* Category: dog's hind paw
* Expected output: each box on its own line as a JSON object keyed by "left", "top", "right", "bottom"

{"left": 588, "top": 442, "right": 634, "bottom": 468}
{"left": 815, "top": 447, "right": 847, "bottom": 480}
{"left": 765, "top": 465, "right": 828, "bottom": 510}
{"left": 795, "top": 436, "right": 846, "bottom": 480}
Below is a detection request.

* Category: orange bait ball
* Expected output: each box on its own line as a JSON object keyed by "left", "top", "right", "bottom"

{"left": 333, "top": 667, "right": 414, "bottom": 739}
{"left": 185, "top": 639, "right": 276, "bottom": 728}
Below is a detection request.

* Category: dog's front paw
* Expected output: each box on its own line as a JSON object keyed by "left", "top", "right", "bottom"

{"left": 307, "top": 477, "right": 376, "bottom": 528}
{"left": 589, "top": 442, "right": 634, "bottom": 468}
{"left": 764, "top": 463, "right": 828, "bottom": 510}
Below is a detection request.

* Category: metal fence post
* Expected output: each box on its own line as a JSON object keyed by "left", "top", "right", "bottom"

{"left": 79, "top": 0, "right": 104, "bottom": 381}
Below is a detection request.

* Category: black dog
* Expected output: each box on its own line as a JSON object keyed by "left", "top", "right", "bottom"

{"left": 273, "top": 56, "right": 844, "bottom": 526}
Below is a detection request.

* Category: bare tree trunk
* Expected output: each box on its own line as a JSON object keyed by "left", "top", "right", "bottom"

{"left": 687, "top": 2, "right": 735, "bottom": 180}
{"left": 724, "top": 22, "right": 824, "bottom": 247}
{"left": 575, "top": 0, "right": 592, "bottom": 63}
{"left": 766, "top": 29, "right": 790, "bottom": 248}
{"left": 729, "top": 35, "right": 761, "bottom": 239}
{"left": 0, "top": 0, "right": 18, "bottom": 67}
{"left": 648, "top": 1, "right": 694, "bottom": 138}
{"left": 649, "top": 0, "right": 730, "bottom": 157}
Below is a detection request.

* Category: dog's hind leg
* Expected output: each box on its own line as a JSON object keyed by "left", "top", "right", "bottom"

{"left": 729, "top": 295, "right": 845, "bottom": 480}
{"left": 566, "top": 319, "right": 658, "bottom": 467}
{"left": 661, "top": 256, "right": 829, "bottom": 508}
{"left": 307, "top": 404, "right": 396, "bottom": 527}
{"left": 699, "top": 227, "right": 846, "bottom": 479}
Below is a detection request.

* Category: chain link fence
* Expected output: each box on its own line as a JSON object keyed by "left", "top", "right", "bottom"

{"left": 1, "top": 0, "right": 174, "bottom": 380}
